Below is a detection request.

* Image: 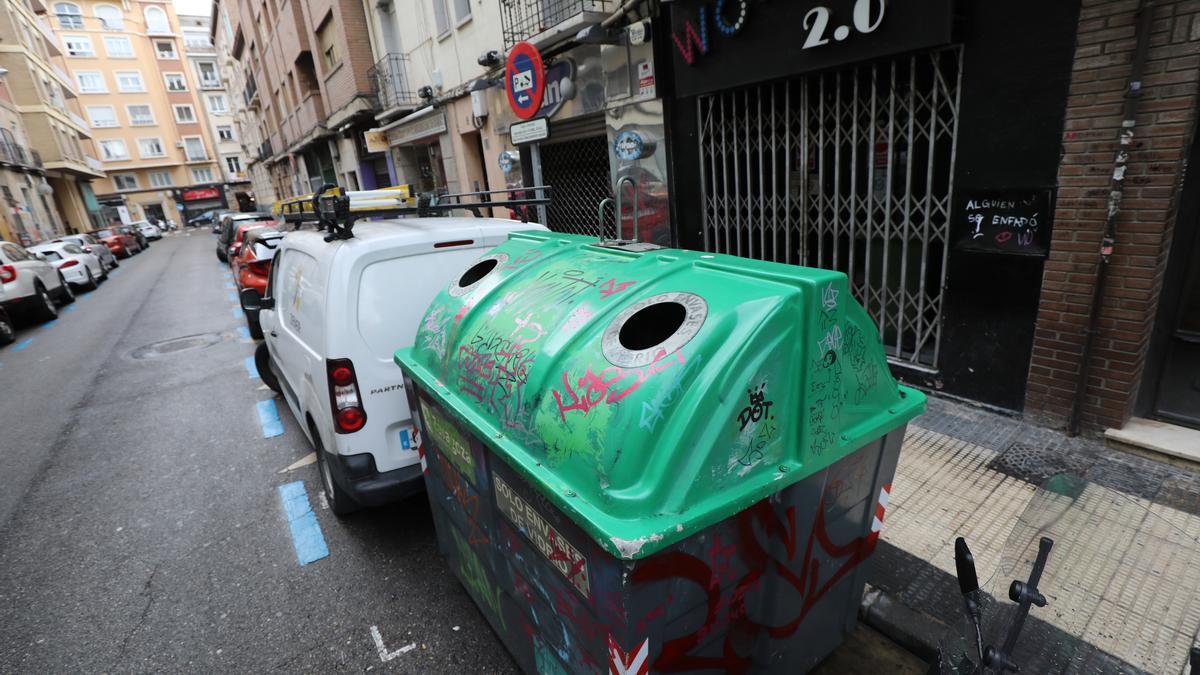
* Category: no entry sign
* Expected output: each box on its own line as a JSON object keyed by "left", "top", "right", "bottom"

{"left": 505, "top": 42, "right": 545, "bottom": 121}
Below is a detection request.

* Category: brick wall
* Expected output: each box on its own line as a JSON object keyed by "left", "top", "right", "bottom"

{"left": 1026, "top": 0, "right": 1200, "bottom": 433}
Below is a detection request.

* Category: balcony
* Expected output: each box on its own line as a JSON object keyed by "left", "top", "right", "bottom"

{"left": 243, "top": 77, "right": 259, "bottom": 108}
{"left": 199, "top": 77, "right": 224, "bottom": 90}
{"left": 368, "top": 54, "right": 419, "bottom": 113}
{"left": 256, "top": 139, "right": 272, "bottom": 162}
{"left": 86, "top": 156, "right": 103, "bottom": 172}
{"left": 0, "top": 143, "right": 42, "bottom": 170}
{"left": 499, "top": 0, "right": 617, "bottom": 50}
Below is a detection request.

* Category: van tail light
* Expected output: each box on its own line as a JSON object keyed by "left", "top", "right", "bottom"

{"left": 60, "top": 259, "right": 80, "bottom": 269}
{"left": 327, "top": 358, "right": 366, "bottom": 434}
{"left": 0, "top": 264, "right": 14, "bottom": 283}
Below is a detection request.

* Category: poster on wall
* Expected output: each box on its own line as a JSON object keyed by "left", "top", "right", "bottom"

{"left": 954, "top": 189, "right": 1054, "bottom": 257}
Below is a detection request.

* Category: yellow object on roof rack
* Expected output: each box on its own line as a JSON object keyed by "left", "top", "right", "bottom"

{"left": 273, "top": 184, "right": 414, "bottom": 222}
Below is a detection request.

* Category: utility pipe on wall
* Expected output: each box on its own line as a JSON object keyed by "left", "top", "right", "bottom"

{"left": 1069, "top": 0, "right": 1155, "bottom": 436}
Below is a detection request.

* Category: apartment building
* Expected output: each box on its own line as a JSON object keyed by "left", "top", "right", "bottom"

{"left": 54, "top": 0, "right": 225, "bottom": 224}
{"left": 217, "top": 0, "right": 378, "bottom": 205}
{"left": 0, "top": 0, "right": 105, "bottom": 242}
{"left": 210, "top": 0, "right": 273, "bottom": 208}
{"left": 179, "top": 11, "right": 254, "bottom": 211}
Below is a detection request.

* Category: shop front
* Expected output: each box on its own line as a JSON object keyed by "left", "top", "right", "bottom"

{"left": 177, "top": 184, "right": 229, "bottom": 222}
{"left": 663, "top": 0, "right": 1082, "bottom": 411}
{"left": 382, "top": 106, "right": 451, "bottom": 195}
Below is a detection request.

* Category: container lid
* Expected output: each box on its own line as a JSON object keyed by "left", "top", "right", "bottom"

{"left": 395, "top": 231, "right": 925, "bottom": 560}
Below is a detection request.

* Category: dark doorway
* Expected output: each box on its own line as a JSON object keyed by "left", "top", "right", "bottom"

{"left": 539, "top": 135, "right": 610, "bottom": 235}
{"left": 143, "top": 203, "right": 166, "bottom": 224}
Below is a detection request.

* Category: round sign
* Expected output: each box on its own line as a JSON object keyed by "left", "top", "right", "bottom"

{"left": 613, "top": 130, "right": 646, "bottom": 161}
{"left": 505, "top": 42, "right": 545, "bottom": 121}
{"left": 498, "top": 151, "right": 514, "bottom": 173}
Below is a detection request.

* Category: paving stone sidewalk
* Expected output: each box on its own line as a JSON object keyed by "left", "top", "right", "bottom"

{"left": 865, "top": 395, "right": 1200, "bottom": 674}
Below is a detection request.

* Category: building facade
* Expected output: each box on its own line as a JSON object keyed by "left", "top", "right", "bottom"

{"left": 53, "top": 0, "right": 225, "bottom": 224}
{"left": 179, "top": 11, "right": 253, "bottom": 212}
{"left": 0, "top": 0, "right": 105, "bottom": 242}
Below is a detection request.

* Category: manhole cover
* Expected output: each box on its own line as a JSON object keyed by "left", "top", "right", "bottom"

{"left": 131, "top": 333, "right": 224, "bottom": 359}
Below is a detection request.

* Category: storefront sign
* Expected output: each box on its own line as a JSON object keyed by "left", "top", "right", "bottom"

{"left": 510, "top": 118, "right": 549, "bottom": 145}
{"left": 505, "top": 42, "right": 545, "bottom": 120}
{"left": 954, "top": 189, "right": 1054, "bottom": 257}
{"left": 182, "top": 187, "right": 221, "bottom": 202}
{"left": 613, "top": 131, "right": 647, "bottom": 161}
{"left": 364, "top": 129, "right": 388, "bottom": 154}
{"left": 387, "top": 107, "right": 447, "bottom": 147}
{"left": 538, "top": 59, "right": 575, "bottom": 119}
{"left": 669, "top": 0, "right": 954, "bottom": 97}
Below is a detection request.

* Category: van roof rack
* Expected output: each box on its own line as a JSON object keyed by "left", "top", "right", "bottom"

{"left": 274, "top": 184, "right": 553, "bottom": 241}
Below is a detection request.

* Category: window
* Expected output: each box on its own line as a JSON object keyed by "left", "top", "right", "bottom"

{"left": 207, "top": 94, "right": 228, "bottom": 114}
{"left": 62, "top": 35, "right": 94, "bottom": 57}
{"left": 430, "top": 0, "right": 449, "bottom": 36}
{"left": 127, "top": 104, "right": 155, "bottom": 126}
{"left": 103, "top": 36, "right": 133, "bottom": 58}
{"left": 149, "top": 171, "right": 173, "bottom": 187}
{"left": 216, "top": 125, "right": 234, "bottom": 141}
{"left": 115, "top": 71, "right": 144, "bottom": 92}
{"left": 173, "top": 104, "right": 196, "bottom": 123}
{"left": 94, "top": 4, "right": 123, "bottom": 30}
{"left": 452, "top": 0, "right": 470, "bottom": 24}
{"left": 316, "top": 17, "right": 340, "bottom": 69}
{"left": 55, "top": 3, "right": 82, "bottom": 29}
{"left": 99, "top": 139, "right": 128, "bottom": 160}
{"left": 86, "top": 106, "right": 118, "bottom": 128}
{"left": 137, "top": 137, "right": 165, "bottom": 158}
{"left": 196, "top": 61, "right": 220, "bottom": 88}
{"left": 183, "top": 137, "right": 206, "bottom": 160}
{"left": 144, "top": 6, "right": 169, "bottom": 33}
{"left": 224, "top": 156, "right": 241, "bottom": 173}
{"left": 164, "top": 73, "right": 186, "bottom": 91}
{"left": 112, "top": 173, "right": 137, "bottom": 190}
{"left": 191, "top": 167, "right": 214, "bottom": 183}
{"left": 75, "top": 71, "right": 106, "bottom": 93}
{"left": 184, "top": 34, "right": 211, "bottom": 50}
{"left": 155, "top": 40, "right": 176, "bottom": 59}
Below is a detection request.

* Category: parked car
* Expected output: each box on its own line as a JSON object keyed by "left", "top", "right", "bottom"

{"left": 225, "top": 221, "right": 273, "bottom": 264}
{"left": 48, "top": 234, "right": 118, "bottom": 272}
{"left": 133, "top": 220, "right": 163, "bottom": 241}
{"left": 0, "top": 285, "right": 14, "bottom": 345}
{"left": 89, "top": 227, "right": 142, "bottom": 258}
{"left": 28, "top": 242, "right": 106, "bottom": 290}
{"left": 242, "top": 216, "right": 548, "bottom": 515}
{"left": 217, "top": 212, "right": 276, "bottom": 262}
{"left": 188, "top": 209, "right": 228, "bottom": 229}
{"left": 121, "top": 224, "right": 149, "bottom": 249}
{"left": 0, "top": 240, "right": 74, "bottom": 322}
{"left": 232, "top": 228, "right": 284, "bottom": 338}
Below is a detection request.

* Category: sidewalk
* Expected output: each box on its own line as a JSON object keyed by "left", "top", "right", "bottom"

{"left": 865, "top": 395, "right": 1200, "bottom": 673}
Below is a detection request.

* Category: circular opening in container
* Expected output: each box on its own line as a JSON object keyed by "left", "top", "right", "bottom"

{"left": 618, "top": 302, "right": 686, "bottom": 352}
{"left": 458, "top": 258, "right": 498, "bottom": 288}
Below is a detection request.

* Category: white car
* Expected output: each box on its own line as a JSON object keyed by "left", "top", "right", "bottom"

{"left": 49, "top": 233, "right": 119, "bottom": 272}
{"left": 132, "top": 220, "right": 162, "bottom": 241}
{"left": 29, "top": 242, "right": 106, "bottom": 291}
{"left": 243, "top": 216, "right": 548, "bottom": 515}
{"left": 0, "top": 283, "right": 14, "bottom": 345}
{"left": 0, "top": 240, "right": 74, "bottom": 323}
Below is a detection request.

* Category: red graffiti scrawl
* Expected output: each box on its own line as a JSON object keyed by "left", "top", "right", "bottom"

{"left": 553, "top": 350, "right": 684, "bottom": 421}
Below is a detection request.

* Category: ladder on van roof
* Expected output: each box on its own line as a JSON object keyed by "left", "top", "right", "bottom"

{"left": 274, "top": 183, "right": 553, "bottom": 242}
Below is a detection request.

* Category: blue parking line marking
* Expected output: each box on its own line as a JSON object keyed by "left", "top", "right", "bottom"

{"left": 232, "top": 306, "right": 242, "bottom": 318}
{"left": 278, "top": 481, "right": 329, "bottom": 566}
{"left": 256, "top": 399, "right": 284, "bottom": 438}
{"left": 224, "top": 282, "right": 234, "bottom": 289}
{"left": 42, "top": 320, "right": 58, "bottom": 329}
{"left": 62, "top": 305, "right": 76, "bottom": 313}
{"left": 244, "top": 356, "right": 259, "bottom": 378}
{"left": 227, "top": 292, "right": 237, "bottom": 301}
{"left": 12, "top": 338, "right": 33, "bottom": 351}
{"left": 237, "top": 325, "right": 251, "bottom": 339}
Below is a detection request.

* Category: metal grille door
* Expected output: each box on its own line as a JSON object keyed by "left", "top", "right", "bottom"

{"left": 539, "top": 135, "right": 612, "bottom": 236}
{"left": 698, "top": 48, "right": 962, "bottom": 369}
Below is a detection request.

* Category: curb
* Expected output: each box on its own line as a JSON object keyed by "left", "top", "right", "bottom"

{"left": 859, "top": 583, "right": 949, "bottom": 665}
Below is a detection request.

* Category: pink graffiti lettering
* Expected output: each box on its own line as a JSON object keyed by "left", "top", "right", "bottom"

{"left": 552, "top": 350, "right": 684, "bottom": 421}
{"left": 598, "top": 278, "right": 636, "bottom": 299}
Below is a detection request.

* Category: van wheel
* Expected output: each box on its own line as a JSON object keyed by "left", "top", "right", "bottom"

{"left": 313, "top": 426, "right": 360, "bottom": 517}
{"left": 254, "top": 342, "right": 280, "bottom": 394}
{"left": 32, "top": 283, "right": 58, "bottom": 322}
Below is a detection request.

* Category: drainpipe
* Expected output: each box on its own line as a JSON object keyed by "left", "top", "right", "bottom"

{"left": 1069, "top": 0, "right": 1155, "bottom": 436}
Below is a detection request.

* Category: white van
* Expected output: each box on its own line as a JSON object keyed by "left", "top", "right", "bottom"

{"left": 245, "top": 216, "right": 548, "bottom": 514}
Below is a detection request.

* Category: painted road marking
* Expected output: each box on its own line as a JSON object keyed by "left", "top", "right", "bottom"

{"left": 224, "top": 282, "right": 235, "bottom": 289}
{"left": 13, "top": 338, "right": 33, "bottom": 351}
{"left": 256, "top": 399, "right": 284, "bottom": 438}
{"left": 62, "top": 305, "right": 76, "bottom": 313}
{"left": 370, "top": 626, "right": 417, "bottom": 662}
{"left": 244, "top": 355, "right": 259, "bottom": 378}
{"left": 237, "top": 326, "right": 251, "bottom": 340}
{"left": 279, "top": 452, "right": 316, "bottom": 473}
{"left": 232, "top": 306, "right": 242, "bottom": 318}
{"left": 42, "top": 320, "right": 57, "bottom": 329}
{"left": 227, "top": 292, "right": 237, "bottom": 302}
{"left": 278, "top": 481, "right": 329, "bottom": 565}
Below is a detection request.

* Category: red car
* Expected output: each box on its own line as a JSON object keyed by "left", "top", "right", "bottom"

{"left": 226, "top": 221, "right": 276, "bottom": 263}
{"left": 232, "top": 227, "right": 284, "bottom": 338}
{"left": 89, "top": 227, "right": 142, "bottom": 258}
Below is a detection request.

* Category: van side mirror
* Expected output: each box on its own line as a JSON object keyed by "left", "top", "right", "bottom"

{"left": 240, "top": 287, "right": 274, "bottom": 312}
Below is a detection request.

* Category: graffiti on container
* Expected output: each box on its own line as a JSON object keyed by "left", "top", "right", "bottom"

{"left": 495, "top": 473, "right": 591, "bottom": 597}
{"left": 504, "top": 247, "right": 544, "bottom": 269}
{"left": 639, "top": 354, "right": 703, "bottom": 432}
{"left": 630, "top": 494, "right": 884, "bottom": 673}
{"left": 553, "top": 349, "right": 685, "bottom": 421}
{"left": 842, "top": 324, "right": 880, "bottom": 404}
{"left": 818, "top": 324, "right": 843, "bottom": 353}
{"left": 421, "top": 306, "right": 448, "bottom": 360}
{"left": 598, "top": 278, "right": 636, "bottom": 299}
{"left": 533, "top": 635, "right": 571, "bottom": 675}
{"left": 486, "top": 291, "right": 519, "bottom": 317}
{"left": 420, "top": 400, "right": 475, "bottom": 483}
{"left": 736, "top": 383, "right": 773, "bottom": 431}
{"left": 451, "top": 527, "right": 506, "bottom": 631}
{"left": 563, "top": 305, "right": 593, "bottom": 334}
{"left": 457, "top": 322, "right": 541, "bottom": 440}
{"left": 435, "top": 452, "right": 489, "bottom": 546}
{"left": 821, "top": 282, "right": 839, "bottom": 313}
{"left": 507, "top": 268, "right": 607, "bottom": 317}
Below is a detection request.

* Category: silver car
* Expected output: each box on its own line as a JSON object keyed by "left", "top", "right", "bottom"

{"left": 49, "top": 233, "right": 119, "bottom": 272}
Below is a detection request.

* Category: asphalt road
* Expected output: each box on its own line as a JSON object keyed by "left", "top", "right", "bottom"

{"left": 0, "top": 231, "right": 518, "bottom": 672}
